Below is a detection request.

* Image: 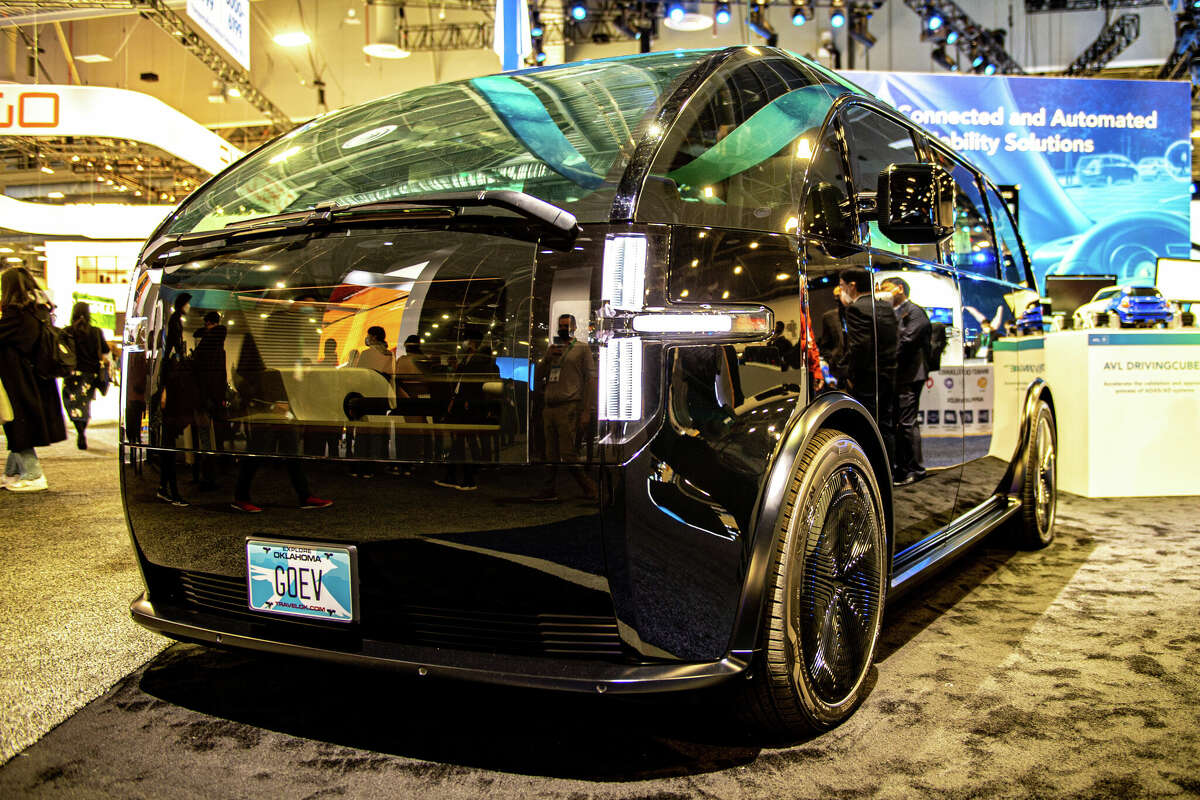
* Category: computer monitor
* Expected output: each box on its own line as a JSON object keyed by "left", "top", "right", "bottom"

{"left": 1155, "top": 258, "right": 1200, "bottom": 304}
{"left": 1045, "top": 275, "right": 1118, "bottom": 317}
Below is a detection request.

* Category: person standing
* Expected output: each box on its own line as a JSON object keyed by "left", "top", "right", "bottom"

{"left": 532, "top": 314, "right": 597, "bottom": 502}
{"left": 882, "top": 277, "right": 931, "bottom": 484}
{"left": 837, "top": 268, "right": 898, "bottom": 465}
{"left": 0, "top": 267, "right": 66, "bottom": 491}
{"left": 62, "top": 301, "right": 112, "bottom": 450}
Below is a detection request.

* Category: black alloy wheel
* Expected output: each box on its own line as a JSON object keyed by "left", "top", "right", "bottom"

{"left": 1016, "top": 400, "right": 1057, "bottom": 549}
{"left": 739, "top": 429, "right": 887, "bottom": 737}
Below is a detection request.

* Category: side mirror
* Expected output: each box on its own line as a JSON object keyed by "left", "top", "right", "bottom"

{"left": 876, "top": 163, "right": 955, "bottom": 244}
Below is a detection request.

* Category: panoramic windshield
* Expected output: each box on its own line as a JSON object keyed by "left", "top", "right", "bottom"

{"left": 163, "top": 52, "right": 710, "bottom": 236}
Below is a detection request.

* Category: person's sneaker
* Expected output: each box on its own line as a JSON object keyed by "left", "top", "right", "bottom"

{"left": 170, "top": 495, "right": 190, "bottom": 507}
{"left": 7, "top": 475, "right": 48, "bottom": 492}
{"left": 300, "top": 496, "right": 333, "bottom": 509}
{"left": 156, "top": 489, "right": 174, "bottom": 503}
{"left": 455, "top": 481, "right": 478, "bottom": 492}
{"left": 433, "top": 478, "right": 457, "bottom": 489}
{"left": 529, "top": 489, "right": 558, "bottom": 503}
{"left": 230, "top": 500, "right": 263, "bottom": 513}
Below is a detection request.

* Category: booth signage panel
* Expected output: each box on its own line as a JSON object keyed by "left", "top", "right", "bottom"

{"left": 0, "top": 85, "right": 242, "bottom": 174}
{"left": 989, "top": 338, "right": 1046, "bottom": 459}
{"left": 187, "top": 0, "right": 250, "bottom": 70}
{"left": 852, "top": 72, "right": 1192, "bottom": 290}
{"left": 1046, "top": 330, "right": 1200, "bottom": 497}
{"left": 73, "top": 293, "right": 117, "bottom": 331}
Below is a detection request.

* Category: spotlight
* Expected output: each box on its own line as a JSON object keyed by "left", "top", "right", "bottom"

{"left": 747, "top": 0, "right": 778, "bottom": 46}
{"left": 666, "top": 1, "right": 686, "bottom": 23}
{"left": 830, "top": 1, "right": 846, "bottom": 29}
{"left": 983, "top": 62, "right": 997, "bottom": 75}
{"left": 790, "top": 0, "right": 810, "bottom": 26}
{"left": 530, "top": 11, "right": 543, "bottom": 38}
{"left": 569, "top": 1, "right": 587, "bottom": 22}
{"left": 945, "top": 30, "right": 959, "bottom": 45}
{"left": 927, "top": 13, "right": 943, "bottom": 32}
{"left": 849, "top": 5, "right": 875, "bottom": 48}
{"left": 932, "top": 45, "right": 956, "bottom": 71}
{"left": 715, "top": 2, "right": 731, "bottom": 24}
{"left": 971, "top": 50, "right": 985, "bottom": 68}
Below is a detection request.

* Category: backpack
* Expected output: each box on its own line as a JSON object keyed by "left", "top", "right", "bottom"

{"left": 926, "top": 321, "right": 947, "bottom": 374}
{"left": 32, "top": 318, "right": 77, "bottom": 380}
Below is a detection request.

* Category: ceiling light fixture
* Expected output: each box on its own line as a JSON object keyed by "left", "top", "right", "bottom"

{"left": 664, "top": 1, "right": 714, "bottom": 32}
{"left": 830, "top": 0, "right": 846, "bottom": 28}
{"left": 74, "top": 53, "right": 112, "bottom": 64}
{"left": 273, "top": 31, "right": 311, "bottom": 47}
{"left": 363, "top": 0, "right": 411, "bottom": 59}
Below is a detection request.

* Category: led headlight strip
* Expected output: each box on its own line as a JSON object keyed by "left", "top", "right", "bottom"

{"left": 597, "top": 233, "right": 772, "bottom": 422}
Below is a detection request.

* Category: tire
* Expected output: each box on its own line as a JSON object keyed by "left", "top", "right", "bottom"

{"left": 1015, "top": 400, "right": 1056, "bottom": 549}
{"left": 737, "top": 429, "right": 888, "bottom": 738}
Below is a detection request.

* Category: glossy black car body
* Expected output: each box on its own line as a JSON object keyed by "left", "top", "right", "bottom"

{"left": 121, "top": 47, "right": 1056, "bottom": 723}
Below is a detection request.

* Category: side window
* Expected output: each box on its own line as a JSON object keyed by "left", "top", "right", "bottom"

{"left": 983, "top": 183, "right": 1030, "bottom": 287}
{"left": 800, "top": 125, "right": 856, "bottom": 243}
{"left": 838, "top": 105, "right": 934, "bottom": 260}
{"left": 930, "top": 149, "right": 996, "bottom": 278}
{"left": 647, "top": 58, "right": 828, "bottom": 232}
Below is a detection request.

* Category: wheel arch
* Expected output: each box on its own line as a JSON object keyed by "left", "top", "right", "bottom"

{"left": 727, "top": 391, "right": 893, "bottom": 654}
{"left": 1000, "top": 377, "right": 1056, "bottom": 498}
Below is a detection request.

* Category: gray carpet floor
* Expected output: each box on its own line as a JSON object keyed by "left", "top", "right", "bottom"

{"left": 0, "top": 431, "right": 1197, "bottom": 799}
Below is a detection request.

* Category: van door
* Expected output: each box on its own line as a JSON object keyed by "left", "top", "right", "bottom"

{"left": 840, "top": 105, "right": 963, "bottom": 550}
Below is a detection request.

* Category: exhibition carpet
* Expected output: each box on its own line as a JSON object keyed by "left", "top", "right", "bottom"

{"left": 0, "top": 446, "right": 1197, "bottom": 798}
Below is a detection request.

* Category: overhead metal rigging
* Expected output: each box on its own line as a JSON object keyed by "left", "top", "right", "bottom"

{"left": 1064, "top": 13, "right": 1140, "bottom": 76}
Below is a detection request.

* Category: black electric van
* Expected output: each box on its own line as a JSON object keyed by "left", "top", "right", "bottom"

{"left": 121, "top": 46, "right": 1057, "bottom": 736}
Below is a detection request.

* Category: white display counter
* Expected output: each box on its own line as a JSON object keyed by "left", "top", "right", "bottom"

{"left": 1045, "top": 330, "right": 1200, "bottom": 497}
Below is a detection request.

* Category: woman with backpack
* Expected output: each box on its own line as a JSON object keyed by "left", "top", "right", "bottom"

{"left": 0, "top": 267, "right": 66, "bottom": 492}
{"left": 61, "top": 301, "right": 111, "bottom": 450}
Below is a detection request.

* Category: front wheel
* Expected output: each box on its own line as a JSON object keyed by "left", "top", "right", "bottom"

{"left": 1015, "top": 400, "right": 1057, "bottom": 549}
{"left": 738, "top": 429, "right": 888, "bottom": 737}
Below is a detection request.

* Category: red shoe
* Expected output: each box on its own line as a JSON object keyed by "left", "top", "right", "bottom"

{"left": 300, "top": 496, "right": 333, "bottom": 509}
{"left": 230, "top": 500, "right": 263, "bottom": 513}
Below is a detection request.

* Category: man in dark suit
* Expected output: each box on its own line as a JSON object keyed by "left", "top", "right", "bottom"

{"left": 882, "top": 277, "right": 932, "bottom": 485}
{"left": 817, "top": 286, "right": 845, "bottom": 386}
{"left": 837, "top": 267, "right": 898, "bottom": 466}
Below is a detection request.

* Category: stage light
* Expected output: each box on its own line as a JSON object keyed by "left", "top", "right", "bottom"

{"left": 791, "top": 0, "right": 810, "bottom": 26}
{"left": 945, "top": 30, "right": 959, "bottom": 45}
{"left": 971, "top": 51, "right": 985, "bottom": 68}
{"left": 927, "top": 13, "right": 943, "bottom": 32}
{"left": 715, "top": 2, "right": 731, "bottom": 24}
{"left": 667, "top": 1, "right": 686, "bottom": 23}
{"left": 983, "top": 62, "right": 997, "bottom": 75}
{"left": 830, "top": 1, "right": 846, "bottom": 28}
{"left": 569, "top": 1, "right": 587, "bottom": 22}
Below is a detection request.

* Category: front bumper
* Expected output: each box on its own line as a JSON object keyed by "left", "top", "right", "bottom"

{"left": 131, "top": 593, "right": 750, "bottom": 694}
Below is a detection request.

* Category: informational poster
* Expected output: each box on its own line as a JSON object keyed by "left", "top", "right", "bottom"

{"left": 852, "top": 73, "right": 1192, "bottom": 290}
{"left": 1047, "top": 330, "right": 1200, "bottom": 497}
{"left": 187, "top": 0, "right": 250, "bottom": 70}
{"left": 989, "top": 338, "right": 1046, "bottom": 459}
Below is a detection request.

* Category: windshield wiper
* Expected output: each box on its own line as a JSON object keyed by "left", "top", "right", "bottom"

{"left": 141, "top": 190, "right": 580, "bottom": 266}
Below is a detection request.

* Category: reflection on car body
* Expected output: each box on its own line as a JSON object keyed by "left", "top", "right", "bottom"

{"left": 121, "top": 46, "right": 1058, "bottom": 737}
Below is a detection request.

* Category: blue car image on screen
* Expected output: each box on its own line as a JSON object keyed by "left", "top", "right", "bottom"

{"left": 1072, "top": 285, "right": 1173, "bottom": 328}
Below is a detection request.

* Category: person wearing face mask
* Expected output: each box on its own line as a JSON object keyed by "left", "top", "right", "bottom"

{"left": 531, "top": 314, "right": 597, "bottom": 502}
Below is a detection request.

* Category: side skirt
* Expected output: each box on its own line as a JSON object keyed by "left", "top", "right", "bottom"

{"left": 888, "top": 496, "right": 1021, "bottom": 600}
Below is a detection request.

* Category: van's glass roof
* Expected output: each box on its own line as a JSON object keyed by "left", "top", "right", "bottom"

{"left": 162, "top": 50, "right": 714, "bottom": 236}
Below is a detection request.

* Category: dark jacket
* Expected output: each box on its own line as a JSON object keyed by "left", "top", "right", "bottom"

{"left": 840, "top": 293, "right": 898, "bottom": 400}
{"left": 72, "top": 323, "right": 109, "bottom": 376}
{"left": 817, "top": 306, "right": 844, "bottom": 371}
{"left": 0, "top": 304, "right": 67, "bottom": 451}
{"left": 894, "top": 299, "right": 932, "bottom": 385}
{"left": 192, "top": 324, "right": 228, "bottom": 402}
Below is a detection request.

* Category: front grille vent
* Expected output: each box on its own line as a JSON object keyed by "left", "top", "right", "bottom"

{"left": 172, "top": 569, "right": 624, "bottom": 659}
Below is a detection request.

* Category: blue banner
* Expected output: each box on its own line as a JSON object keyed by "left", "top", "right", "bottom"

{"left": 852, "top": 73, "right": 1192, "bottom": 290}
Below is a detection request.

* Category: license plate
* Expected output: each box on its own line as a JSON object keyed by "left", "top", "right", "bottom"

{"left": 246, "top": 539, "right": 357, "bottom": 623}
